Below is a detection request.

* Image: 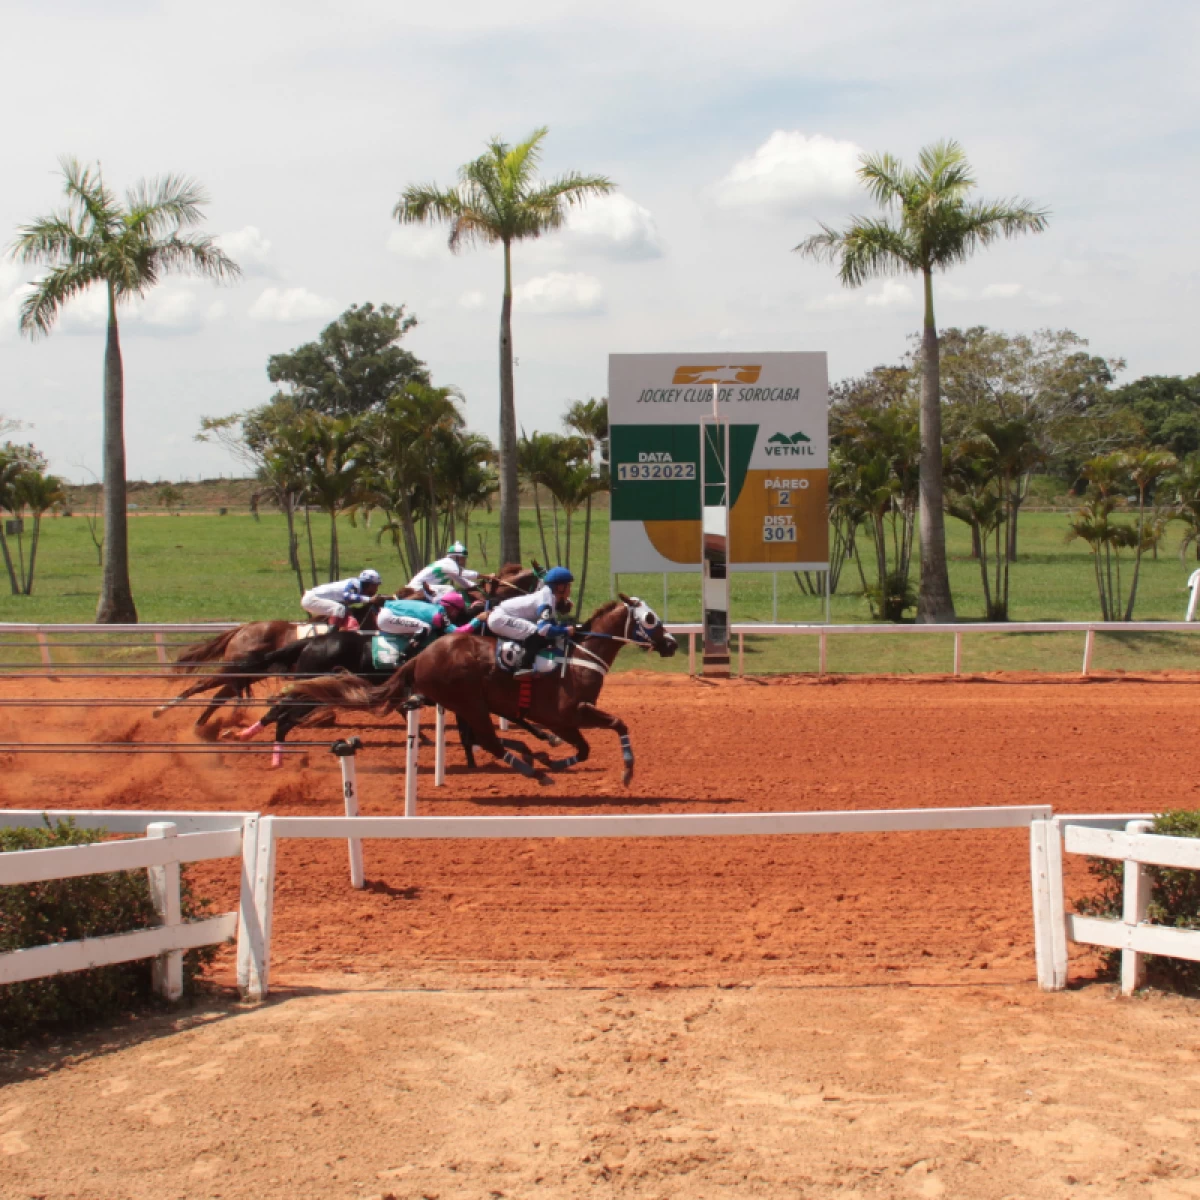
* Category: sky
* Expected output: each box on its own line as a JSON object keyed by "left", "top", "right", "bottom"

{"left": 1, "top": 0, "right": 1197, "bottom": 481}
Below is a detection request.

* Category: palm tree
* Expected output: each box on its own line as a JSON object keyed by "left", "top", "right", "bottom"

{"left": 10, "top": 470, "right": 66, "bottom": 595}
{"left": 564, "top": 398, "right": 609, "bottom": 609}
{"left": 10, "top": 158, "right": 239, "bottom": 622}
{"left": 394, "top": 129, "right": 614, "bottom": 564}
{"left": 795, "top": 140, "right": 1049, "bottom": 623}
{"left": 1121, "top": 449, "right": 1176, "bottom": 619}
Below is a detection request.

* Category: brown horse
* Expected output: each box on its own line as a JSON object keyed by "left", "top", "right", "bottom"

{"left": 266, "top": 595, "right": 677, "bottom": 785}
{"left": 154, "top": 563, "right": 540, "bottom": 728}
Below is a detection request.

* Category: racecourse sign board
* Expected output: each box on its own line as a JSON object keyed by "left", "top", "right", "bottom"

{"left": 608, "top": 353, "right": 830, "bottom": 572}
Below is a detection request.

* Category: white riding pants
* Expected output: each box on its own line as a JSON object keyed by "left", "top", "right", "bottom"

{"left": 377, "top": 610, "right": 430, "bottom": 638}
{"left": 487, "top": 610, "right": 537, "bottom": 641}
{"left": 301, "top": 592, "right": 346, "bottom": 621}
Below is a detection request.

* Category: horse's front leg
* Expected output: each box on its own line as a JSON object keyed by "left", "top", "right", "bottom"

{"left": 575, "top": 702, "right": 634, "bottom": 786}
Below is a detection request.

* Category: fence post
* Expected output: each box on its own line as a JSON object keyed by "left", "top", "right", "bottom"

{"left": 332, "top": 739, "right": 363, "bottom": 890}
{"left": 154, "top": 632, "right": 168, "bottom": 665}
{"left": 1081, "top": 627, "right": 1095, "bottom": 676}
{"left": 1121, "top": 819, "right": 1154, "bottom": 996}
{"left": 249, "top": 816, "right": 278, "bottom": 1001}
{"left": 405, "top": 707, "right": 419, "bottom": 816}
{"left": 236, "top": 815, "right": 265, "bottom": 999}
{"left": 146, "top": 822, "right": 183, "bottom": 1001}
{"left": 36, "top": 631, "right": 52, "bottom": 668}
{"left": 818, "top": 630, "right": 827, "bottom": 677}
{"left": 688, "top": 631, "right": 696, "bottom": 677}
{"left": 1030, "top": 817, "right": 1068, "bottom": 990}
{"left": 435, "top": 705, "right": 446, "bottom": 787}
{"left": 953, "top": 631, "right": 962, "bottom": 676}
{"left": 737, "top": 631, "right": 745, "bottom": 678}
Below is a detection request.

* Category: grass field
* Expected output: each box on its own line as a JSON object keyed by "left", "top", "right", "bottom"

{"left": 2, "top": 506, "right": 1199, "bottom": 675}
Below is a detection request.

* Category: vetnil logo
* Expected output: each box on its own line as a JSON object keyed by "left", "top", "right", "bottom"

{"left": 764, "top": 431, "right": 814, "bottom": 457}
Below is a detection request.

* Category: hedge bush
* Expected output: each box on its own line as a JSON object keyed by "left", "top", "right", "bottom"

{"left": 1, "top": 819, "right": 218, "bottom": 1045}
{"left": 1076, "top": 808, "right": 1200, "bottom": 994}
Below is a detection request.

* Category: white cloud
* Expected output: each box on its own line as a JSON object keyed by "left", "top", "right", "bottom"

{"left": 564, "top": 194, "right": 663, "bottom": 261}
{"left": 806, "top": 280, "right": 916, "bottom": 312}
{"left": 387, "top": 226, "right": 451, "bottom": 261}
{"left": 216, "top": 226, "right": 275, "bottom": 277}
{"left": 249, "top": 286, "right": 336, "bottom": 323}
{"left": 458, "top": 290, "right": 487, "bottom": 310}
{"left": 513, "top": 272, "right": 604, "bottom": 316}
{"left": 714, "top": 131, "right": 864, "bottom": 215}
{"left": 865, "top": 281, "right": 917, "bottom": 309}
{"left": 979, "top": 282, "right": 1063, "bottom": 308}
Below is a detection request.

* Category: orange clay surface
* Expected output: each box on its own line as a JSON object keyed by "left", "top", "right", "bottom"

{"left": 2, "top": 668, "right": 1196, "bottom": 991}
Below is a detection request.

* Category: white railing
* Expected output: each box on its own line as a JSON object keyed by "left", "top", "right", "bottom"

{"left": 3, "top": 619, "right": 1200, "bottom": 676}
{"left": 666, "top": 620, "right": 1200, "bottom": 677}
{"left": 0, "top": 818, "right": 244, "bottom": 1000}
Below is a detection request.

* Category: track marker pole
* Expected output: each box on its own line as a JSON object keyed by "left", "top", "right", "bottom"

{"left": 332, "top": 740, "right": 364, "bottom": 889}
{"left": 435, "top": 705, "right": 446, "bottom": 786}
{"left": 405, "top": 707, "right": 419, "bottom": 816}
{"left": 154, "top": 632, "right": 168, "bottom": 665}
{"left": 1082, "top": 627, "right": 1095, "bottom": 676}
{"left": 818, "top": 630, "right": 827, "bottom": 676}
{"left": 953, "top": 631, "right": 962, "bottom": 676}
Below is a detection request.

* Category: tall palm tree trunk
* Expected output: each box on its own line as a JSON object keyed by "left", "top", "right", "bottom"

{"left": 96, "top": 284, "right": 137, "bottom": 623}
{"left": 498, "top": 240, "right": 521, "bottom": 564}
{"left": 916, "top": 270, "right": 955, "bottom": 624}
{"left": 24, "top": 513, "right": 42, "bottom": 596}
{"left": 1125, "top": 492, "right": 1147, "bottom": 621}
{"left": 0, "top": 526, "right": 17, "bottom": 595}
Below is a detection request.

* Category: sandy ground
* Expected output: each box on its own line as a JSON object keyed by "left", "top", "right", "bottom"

{"left": 3, "top": 669, "right": 1200, "bottom": 1197}
{"left": 4, "top": 981, "right": 1200, "bottom": 1199}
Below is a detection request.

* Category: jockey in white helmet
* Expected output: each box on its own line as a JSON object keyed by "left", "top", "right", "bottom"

{"left": 405, "top": 542, "right": 480, "bottom": 600}
{"left": 300, "top": 569, "right": 383, "bottom": 631}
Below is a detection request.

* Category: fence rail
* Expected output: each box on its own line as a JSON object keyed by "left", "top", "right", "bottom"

{"left": 3, "top": 620, "right": 1200, "bottom": 678}
{"left": 0, "top": 820, "right": 245, "bottom": 999}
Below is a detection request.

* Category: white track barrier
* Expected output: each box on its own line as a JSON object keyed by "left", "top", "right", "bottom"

{"left": 435, "top": 705, "right": 446, "bottom": 786}
{"left": 405, "top": 708, "right": 419, "bottom": 816}
{"left": 1033, "top": 815, "right": 1200, "bottom": 994}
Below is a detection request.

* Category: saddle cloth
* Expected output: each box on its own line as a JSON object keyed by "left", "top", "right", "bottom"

{"left": 296, "top": 622, "right": 332, "bottom": 640}
{"left": 496, "top": 640, "right": 559, "bottom": 675}
{"left": 371, "top": 633, "right": 407, "bottom": 669}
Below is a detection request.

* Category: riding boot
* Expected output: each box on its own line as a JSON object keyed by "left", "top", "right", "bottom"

{"left": 517, "top": 632, "right": 549, "bottom": 672}
{"left": 400, "top": 629, "right": 429, "bottom": 664}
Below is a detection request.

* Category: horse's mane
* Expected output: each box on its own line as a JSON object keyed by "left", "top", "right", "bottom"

{"left": 579, "top": 599, "right": 624, "bottom": 632}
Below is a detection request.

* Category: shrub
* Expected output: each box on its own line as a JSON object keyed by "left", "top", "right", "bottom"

{"left": 1075, "top": 809, "right": 1200, "bottom": 994}
{"left": 0, "top": 819, "right": 218, "bottom": 1045}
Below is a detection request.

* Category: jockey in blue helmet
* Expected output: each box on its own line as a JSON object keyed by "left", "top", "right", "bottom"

{"left": 485, "top": 565, "right": 574, "bottom": 669}
{"left": 300, "top": 569, "right": 383, "bottom": 630}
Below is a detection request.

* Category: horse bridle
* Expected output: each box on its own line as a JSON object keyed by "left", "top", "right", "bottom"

{"left": 563, "top": 598, "right": 661, "bottom": 676}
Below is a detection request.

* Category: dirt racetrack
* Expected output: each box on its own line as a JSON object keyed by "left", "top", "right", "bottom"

{"left": 4, "top": 670, "right": 1200, "bottom": 1198}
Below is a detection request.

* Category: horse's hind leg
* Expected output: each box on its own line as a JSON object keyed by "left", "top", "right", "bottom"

{"left": 575, "top": 702, "right": 634, "bottom": 786}
{"left": 544, "top": 727, "right": 590, "bottom": 773}
{"left": 457, "top": 718, "right": 477, "bottom": 770}
{"left": 511, "top": 717, "right": 563, "bottom": 748}
{"left": 456, "top": 702, "right": 550, "bottom": 785}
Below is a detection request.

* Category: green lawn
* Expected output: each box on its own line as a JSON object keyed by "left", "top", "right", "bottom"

{"left": 2, "top": 507, "right": 1198, "bottom": 675}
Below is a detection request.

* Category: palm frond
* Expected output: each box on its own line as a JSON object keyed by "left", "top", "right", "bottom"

{"left": 500, "top": 127, "right": 549, "bottom": 188}
{"left": 8, "top": 213, "right": 89, "bottom": 266}
{"left": 146, "top": 233, "right": 242, "bottom": 283}
{"left": 857, "top": 152, "right": 907, "bottom": 208}
{"left": 917, "top": 139, "right": 974, "bottom": 198}
{"left": 836, "top": 218, "right": 917, "bottom": 285}
{"left": 393, "top": 183, "right": 465, "bottom": 226}
{"left": 18, "top": 262, "right": 105, "bottom": 337}
{"left": 58, "top": 156, "right": 118, "bottom": 236}
{"left": 123, "top": 174, "right": 210, "bottom": 236}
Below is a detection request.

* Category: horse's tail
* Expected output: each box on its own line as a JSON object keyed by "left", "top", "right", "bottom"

{"left": 366, "top": 658, "right": 420, "bottom": 713}
{"left": 172, "top": 627, "right": 239, "bottom": 674}
{"left": 218, "top": 636, "right": 311, "bottom": 691}
{"left": 273, "top": 670, "right": 375, "bottom": 711}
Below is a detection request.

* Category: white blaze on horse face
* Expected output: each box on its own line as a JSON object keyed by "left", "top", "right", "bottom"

{"left": 632, "top": 601, "right": 660, "bottom": 637}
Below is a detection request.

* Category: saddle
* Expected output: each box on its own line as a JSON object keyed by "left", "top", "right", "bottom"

{"left": 495, "top": 640, "right": 560, "bottom": 676}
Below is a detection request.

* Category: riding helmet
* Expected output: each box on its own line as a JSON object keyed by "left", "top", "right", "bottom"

{"left": 544, "top": 567, "right": 574, "bottom": 587}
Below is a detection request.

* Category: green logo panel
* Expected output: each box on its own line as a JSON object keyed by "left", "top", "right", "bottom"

{"left": 610, "top": 425, "right": 701, "bottom": 521}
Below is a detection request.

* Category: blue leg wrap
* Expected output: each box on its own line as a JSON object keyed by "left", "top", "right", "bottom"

{"left": 503, "top": 749, "right": 536, "bottom": 777}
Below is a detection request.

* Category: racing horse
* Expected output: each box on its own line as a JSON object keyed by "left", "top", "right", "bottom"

{"left": 155, "top": 563, "right": 539, "bottom": 728}
{"left": 261, "top": 595, "right": 677, "bottom": 785}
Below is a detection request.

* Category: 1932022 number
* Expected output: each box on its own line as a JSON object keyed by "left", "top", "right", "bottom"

{"left": 616, "top": 462, "right": 697, "bottom": 481}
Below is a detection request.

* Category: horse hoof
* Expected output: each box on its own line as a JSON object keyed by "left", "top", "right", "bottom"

{"left": 537, "top": 773, "right": 555, "bottom": 788}
{"left": 622, "top": 767, "right": 634, "bottom": 787}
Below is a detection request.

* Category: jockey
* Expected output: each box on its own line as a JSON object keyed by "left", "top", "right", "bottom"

{"left": 300, "top": 569, "right": 383, "bottom": 631}
{"left": 483, "top": 565, "right": 575, "bottom": 670}
{"left": 405, "top": 542, "right": 480, "bottom": 600}
{"left": 376, "top": 591, "right": 467, "bottom": 661}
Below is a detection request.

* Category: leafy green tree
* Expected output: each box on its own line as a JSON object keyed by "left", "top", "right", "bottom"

{"left": 1121, "top": 449, "right": 1177, "bottom": 618}
{"left": 10, "top": 158, "right": 239, "bottom": 621}
{"left": 394, "top": 128, "right": 614, "bottom": 564}
{"left": 796, "top": 141, "right": 1049, "bottom": 622}
{"left": 1170, "top": 455, "right": 1200, "bottom": 563}
{"left": 9, "top": 469, "right": 66, "bottom": 595}
{"left": 1099, "top": 374, "right": 1200, "bottom": 459}
{"left": 297, "top": 413, "right": 365, "bottom": 582}
{"left": 564, "top": 397, "right": 609, "bottom": 609}
{"left": 267, "top": 303, "right": 429, "bottom": 416}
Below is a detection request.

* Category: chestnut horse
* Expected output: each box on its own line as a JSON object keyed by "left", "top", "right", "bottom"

{"left": 261, "top": 595, "right": 677, "bottom": 785}
{"left": 155, "top": 563, "right": 538, "bottom": 728}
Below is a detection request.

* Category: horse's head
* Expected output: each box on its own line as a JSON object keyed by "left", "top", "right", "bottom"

{"left": 617, "top": 592, "right": 678, "bottom": 657}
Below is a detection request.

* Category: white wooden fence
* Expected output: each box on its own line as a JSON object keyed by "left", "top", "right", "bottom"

{"left": 1031, "top": 814, "right": 1200, "bottom": 993}
{"left": 4, "top": 619, "right": 1200, "bottom": 678}
{"left": 0, "top": 819, "right": 242, "bottom": 999}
